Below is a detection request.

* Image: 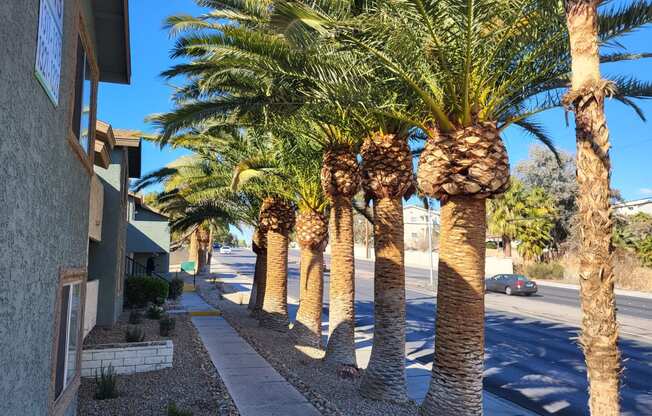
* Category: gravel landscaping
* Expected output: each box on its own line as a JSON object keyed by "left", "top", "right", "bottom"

{"left": 78, "top": 311, "right": 239, "bottom": 416}
{"left": 197, "top": 281, "right": 419, "bottom": 416}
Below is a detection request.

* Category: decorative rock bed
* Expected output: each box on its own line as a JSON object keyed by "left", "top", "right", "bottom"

{"left": 81, "top": 340, "right": 173, "bottom": 377}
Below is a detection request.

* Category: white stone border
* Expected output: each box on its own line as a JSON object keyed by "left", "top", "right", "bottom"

{"left": 81, "top": 340, "right": 173, "bottom": 377}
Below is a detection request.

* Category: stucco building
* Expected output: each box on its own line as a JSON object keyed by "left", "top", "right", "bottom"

{"left": 126, "top": 193, "right": 171, "bottom": 277}
{"left": 0, "top": 1, "right": 130, "bottom": 415}
{"left": 87, "top": 123, "right": 141, "bottom": 327}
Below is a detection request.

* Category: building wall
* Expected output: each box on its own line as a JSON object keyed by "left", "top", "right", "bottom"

{"left": 0, "top": 1, "right": 95, "bottom": 414}
{"left": 88, "top": 148, "right": 128, "bottom": 326}
{"left": 615, "top": 201, "right": 652, "bottom": 216}
{"left": 126, "top": 203, "right": 171, "bottom": 273}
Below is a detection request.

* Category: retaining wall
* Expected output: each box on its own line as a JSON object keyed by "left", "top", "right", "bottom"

{"left": 81, "top": 340, "right": 173, "bottom": 377}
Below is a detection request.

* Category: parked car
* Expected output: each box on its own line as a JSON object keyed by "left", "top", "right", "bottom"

{"left": 485, "top": 274, "right": 538, "bottom": 296}
{"left": 213, "top": 242, "right": 221, "bottom": 250}
{"left": 220, "top": 245, "right": 232, "bottom": 254}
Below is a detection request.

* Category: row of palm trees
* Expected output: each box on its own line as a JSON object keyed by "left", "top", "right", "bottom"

{"left": 143, "top": 0, "right": 652, "bottom": 414}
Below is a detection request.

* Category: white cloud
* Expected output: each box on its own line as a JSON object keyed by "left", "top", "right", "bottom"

{"left": 639, "top": 188, "right": 652, "bottom": 196}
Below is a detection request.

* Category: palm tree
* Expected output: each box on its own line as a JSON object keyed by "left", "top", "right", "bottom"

{"left": 561, "top": 1, "right": 652, "bottom": 412}
{"left": 488, "top": 180, "right": 529, "bottom": 258}
{"left": 357, "top": 129, "right": 414, "bottom": 401}
{"left": 273, "top": 0, "right": 652, "bottom": 412}
{"left": 257, "top": 196, "right": 295, "bottom": 331}
{"left": 249, "top": 226, "right": 267, "bottom": 314}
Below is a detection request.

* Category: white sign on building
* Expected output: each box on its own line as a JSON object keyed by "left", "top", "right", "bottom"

{"left": 35, "top": 0, "right": 64, "bottom": 105}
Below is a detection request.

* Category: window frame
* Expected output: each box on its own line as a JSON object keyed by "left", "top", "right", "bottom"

{"left": 66, "top": 12, "right": 99, "bottom": 175}
{"left": 49, "top": 268, "right": 87, "bottom": 416}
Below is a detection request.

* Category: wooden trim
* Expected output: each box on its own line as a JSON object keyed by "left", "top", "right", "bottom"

{"left": 48, "top": 267, "right": 87, "bottom": 416}
{"left": 66, "top": 11, "right": 99, "bottom": 175}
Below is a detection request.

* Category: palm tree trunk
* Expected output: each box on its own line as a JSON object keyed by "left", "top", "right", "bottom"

{"left": 291, "top": 246, "right": 324, "bottom": 347}
{"left": 260, "top": 229, "right": 289, "bottom": 331}
{"left": 189, "top": 228, "right": 199, "bottom": 273}
{"left": 255, "top": 248, "right": 267, "bottom": 314}
{"left": 502, "top": 235, "right": 512, "bottom": 257}
{"left": 324, "top": 196, "right": 357, "bottom": 366}
{"left": 421, "top": 196, "right": 486, "bottom": 416}
{"left": 359, "top": 197, "right": 406, "bottom": 402}
{"left": 565, "top": 1, "right": 620, "bottom": 414}
{"left": 249, "top": 232, "right": 262, "bottom": 311}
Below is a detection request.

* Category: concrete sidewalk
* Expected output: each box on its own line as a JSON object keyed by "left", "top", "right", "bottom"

{"left": 180, "top": 291, "right": 321, "bottom": 416}
{"left": 209, "top": 258, "right": 538, "bottom": 416}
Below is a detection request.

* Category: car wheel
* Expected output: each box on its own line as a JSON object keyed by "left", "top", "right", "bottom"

{"left": 505, "top": 286, "right": 512, "bottom": 296}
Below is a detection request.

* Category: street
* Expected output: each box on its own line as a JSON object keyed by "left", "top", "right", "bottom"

{"left": 214, "top": 248, "right": 652, "bottom": 415}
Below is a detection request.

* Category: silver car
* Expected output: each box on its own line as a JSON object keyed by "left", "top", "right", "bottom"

{"left": 485, "top": 274, "right": 538, "bottom": 296}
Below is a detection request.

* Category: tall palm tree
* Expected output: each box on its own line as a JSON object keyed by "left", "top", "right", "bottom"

{"left": 258, "top": 196, "right": 295, "bottom": 331}
{"left": 249, "top": 226, "right": 267, "bottom": 314}
{"left": 358, "top": 129, "right": 414, "bottom": 401}
{"left": 275, "top": 0, "right": 652, "bottom": 412}
{"left": 561, "top": 0, "right": 652, "bottom": 412}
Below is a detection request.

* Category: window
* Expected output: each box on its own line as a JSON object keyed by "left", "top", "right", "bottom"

{"left": 72, "top": 36, "right": 92, "bottom": 154}
{"left": 54, "top": 282, "right": 82, "bottom": 399}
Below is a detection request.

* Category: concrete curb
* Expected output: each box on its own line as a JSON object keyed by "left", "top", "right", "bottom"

{"left": 535, "top": 279, "right": 652, "bottom": 299}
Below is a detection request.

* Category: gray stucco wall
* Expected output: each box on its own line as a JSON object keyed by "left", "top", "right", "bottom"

{"left": 88, "top": 148, "right": 128, "bottom": 326}
{"left": 0, "top": 1, "right": 94, "bottom": 415}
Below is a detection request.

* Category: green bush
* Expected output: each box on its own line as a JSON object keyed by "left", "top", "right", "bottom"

{"left": 525, "top": 262, "right": 565, "bottom": 280}
{"left": 160, "top": 316, "right": 176, "bottom": 337}
{"left": 125, "top": 325, "right": 145, "bottom": 343}
{"left": 147, "top": 304, "right": 165, "bottom": 320}
{"left": 485, "top": 241, "right": 498, "bottom": 249}
{"left": 95, "top": 365, "right": 118, "bottom": 400}
{"left": 128, "top": 309, "right": 142, "bottom": 324}
{"left": 125, "top": 276, "right": 169, "bottom": 307}
{"left": 167, "top": 402, "right": 193, "bottom": 416}
{"left": 168, "top": 277, "right": 184, "bottom": 300}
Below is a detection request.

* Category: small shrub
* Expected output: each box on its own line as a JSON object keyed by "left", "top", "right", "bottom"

{"left": 147, "top": 304, "right": 165, "bottom": 320}
{"left": 125, "top": 276, "right": 169, "bottom": 307}
{"left": 168, "top": 277, "right": 184, "bottom": 300}
{"left": 95, "top": 365, "right": 118, "bottom": 400}
{"left": 485, "top": 241, "right": 498, "bottom": 249}
{"left": 167, "top": 402, "right": 193, "bottom": 416}
{"left": 159, "top": 316, "right": 176, "bottom": 337}
{"left": 526, "top": 262, "right": 565, "bottom": 280}
{"left": 125, "top": 325, "right": 145, "bottom": 343}
{"left": 128, "top": 309, "right": 142, "bottom": 324}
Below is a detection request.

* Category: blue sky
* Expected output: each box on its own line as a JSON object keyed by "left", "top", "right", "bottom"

{"left": 98, "top": 0, "right": 652, "bottom": 239}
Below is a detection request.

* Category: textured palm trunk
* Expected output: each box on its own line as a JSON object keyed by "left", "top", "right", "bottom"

{"left": 291, "top": 247, "right": 325, "bottom": 347}
{"left": 260, "top": 229, "right": 289, "bottom": 331}
{"left": 249, "top": 230, "right": 264, "bottom": 311}
{"left": 324, "top": 196, "right": 357, "bottom": 366}
{"left": 502, "top": 235, "right": 512, "bottom": 257}
{"left": 254, "top": 249, "right": 267, "bottom": 314}
{"left": 565, "top": 1, "right": 620, "bottom": 414}
{"left": 189, "top": 229, "right": 199, "bottom": 272}
{"left": 359, "top": 197, "right": 406, "bottom": 402}
{"left": 421, "top": 196, "right": 486, "bottom": 416}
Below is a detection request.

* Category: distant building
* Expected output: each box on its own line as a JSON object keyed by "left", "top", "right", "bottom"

{"left": 87, "top": 123, "right": 142, "bottom": 328}
{"left": 0, "top": 1, "right": 130, "bottom": 414}
{"left": 403, "top": 205, "right": 440, "bottom": 251}
{"left": 614, "top": 198, "right": 652, "bottom": 216}
{"left": 126, "top": 193, "right": 171, "bottom": 277}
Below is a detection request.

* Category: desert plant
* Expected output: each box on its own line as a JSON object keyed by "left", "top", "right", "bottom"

{"left": 94, "top": 364, "right": 118, "bottom": 400}
{"left": 147, "top": 304, "right": 165, "bottom": 320}
{"left": 168, "top": 277, "right": 184, "bottom": 300}
{"left": 167, "top": 402, "right": 193, "bottom": 416}
{"left": 125, "top": 276, "right": 169, "bottom": 307}
{"left": 128, "top": 309, "right": 142, "bottom": 324}
{"left": 526, "top": 262, "right": 565, "bottom": 281}
{"left": 125, "top": 325, "right": 145, "bottom": 343}
{"left": 159, "top": 316, "right": 176, "bottom": 337}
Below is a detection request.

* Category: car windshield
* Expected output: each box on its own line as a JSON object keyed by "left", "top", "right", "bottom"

{"left": 223, "top": 246, "right": 230, "bottom": 249}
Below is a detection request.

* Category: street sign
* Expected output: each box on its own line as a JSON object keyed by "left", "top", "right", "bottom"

{"left": 35, "top": 0, "right": 64, "bottom": 105}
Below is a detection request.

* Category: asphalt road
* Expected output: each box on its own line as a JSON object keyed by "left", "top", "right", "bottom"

{"left": 214, "top": 248, "right": 652, "bottom": 416}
